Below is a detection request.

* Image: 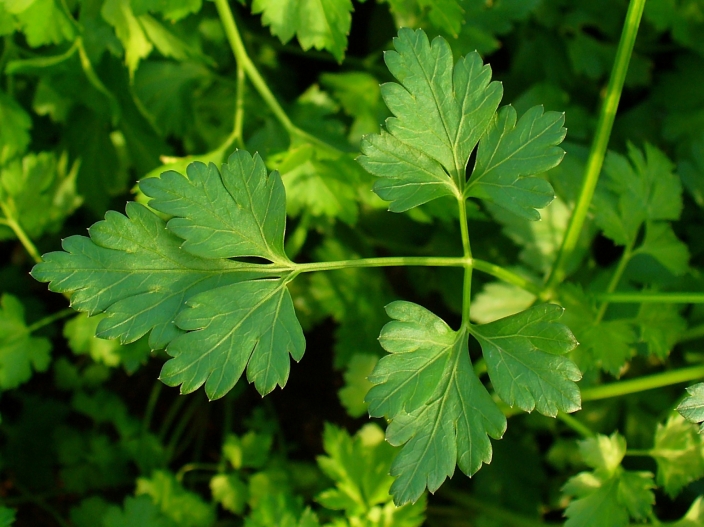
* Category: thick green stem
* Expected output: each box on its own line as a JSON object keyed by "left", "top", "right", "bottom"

{"left": 472, "top": 260, "right": 541, "bottom": 296}
{"left": 597, "top": 292, "right": 704, "bottom": 304}
{"left": 545, "top": 0, "right": 646, "bottom": 291}
{"left": 294, "top": 256, "right": 470, "bottom": 273}
{"left": 580, "top": 365, "right": 704, "bottom": 402}
{"left": 595, "top": 242, "right": 634, "bottom": 322}
{"left": 213, "top": 0, "right": 340, "bottom": 154}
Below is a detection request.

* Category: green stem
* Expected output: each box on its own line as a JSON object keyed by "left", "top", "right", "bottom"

{"left": 595, "top": 242, "right": 634, "bottom": 322}
{"left": 142, "top": 381, "right": 162, "bottom": 434}
{"left": 544, "top": 0, "right": 646, "bottom": 291}
{"left": 232, "top": 61, "right": 245, "bottom": 149}
{"left": 212, "top": 0, "right": 340, "bottom": 154}
{"left": 557, "top": 412, "right": 594, "bottom": 438}
{"left": 597, "top": 292, "right": 704, "bottom": 304}
{"left": 681, "top": 323, "right": 704, "bottom": 342}
{"left": 459, "top": 199, "right": 473, "bottom": 328}
{"left": 0, "top": 202, "right": 42, "bottom": 263}
{"left": 25, "top": 308, "right": 74, "bottom": 333}
{"left": 580, "top": 365, "right": 704, "bottom": 401}
{"left": 294, "top": 256, "right": 471, "bottom": 273}
{"left": 76, "top": 38, "right": 121, "bottom": 125}
{"left": 472, "top": 260, "right": 541, "bottom": 296}
{"left": 165, "top": 395, "right": 202, "bottom": 462}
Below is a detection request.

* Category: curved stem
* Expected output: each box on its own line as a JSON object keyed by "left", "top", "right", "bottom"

{"left": 212, "top": 0, "right": 340, "bottom": 154}
{"left": 472, "top": 260, "right": 541, "bottom": 296}
{"left": 0, "top": 202, "right": 42, "bottom": 263}
{"left": 557, "top": 412, "right": 594, "bottom": 438}
{"left": 26, "top": 308, "right": 74, "bottom": 333}
{"left": 294, "top": 256, "right": 471, "bottom": 273}
{"left": 545, "top": 0, "right": 646, "bottom": 291}
{"left": 580, "top": 365, "right": 704, "bottom": 402}
{"left": 76, "top": 38, "right": 121, "bottom": 125}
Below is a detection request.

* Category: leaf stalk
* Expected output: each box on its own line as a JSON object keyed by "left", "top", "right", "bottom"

{"left": 545, "top": 0, "right": 646, "bottom": 291}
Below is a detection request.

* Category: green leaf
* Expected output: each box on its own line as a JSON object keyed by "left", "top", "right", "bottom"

{"left": 274, "top": 145, "right": 360, "bottom": 225}
{"left": 320, "top": 72, "right": 387, "bottom": 145}
{"left": 470, "top": 304, "right": 581, "bottom": 416}
{"left": 0, "top": 151, "right": 82, "bottom": 241}
{"left": 678, "top": 383, "right": 704, "bottom": 434}
{"left": 0, "top": 90, "right": 31, "bottom": 165}
{"left": 634, "top": 222, "right": 689, "bottom": 276}
{"left": 141, "top": 151, "right": 289, "bottom": 263}
{"left": 251, "top": 0, "right": 353, "bottom": 62}
{"left": 560, "top": 285, "right": 636, "bottom": 376}
{"left": 103, "top": 496, "right": 173, "bottom": 527}
{"left": 579, "top": 432, "right": 627, "bottom": 475}
{"left": 211, "top": 473, "right": 248, "bottom": 514}
{"left": 338, "top": 354, "right": 378, "bottom": 418}
{"left": 137, "top": 470, "right": 215, "bottom": 527}
{"left": 316, "top": 423, "right": 426, "bottom": 525}
{"left": 102, "top": 0, "right": 153, "bottom": 77}
{"left": 634, "top": 303, "right": 686, "bottom": 360}
{"left": 562, "top": 432, "right": 655, "bottom": 527}
{"left": 70, "top": 497, "right": 111, "bottom": 527}
{"left": 593, "top": 143, "right": 682, "bottom": 247}
{"left": 223, "top": 431, "right": 273, "bottom": 470}
{"left": 32, "top": 150, "right": 304, "bottom": 400}
{"left": 469, "top": 281, "right": 537, "bottom": 324}
{"left": 651, "top": 414, "right": 704, "bottom": 497}
{"left": 366, "top": 301, "right": 507, "bottom": 505}
{"left": 358, "top": 28, "right": 503, "bottom": 211}
{"left": 0, "top": 507, "right": 15, "bottom": 527}
{"left": 465, "top": 105, "right": 566, "bottom": 220}
{"left": 2, "top": 0, "right": 75, "bottom": 46}
{"left": 161, "top": 278, "right": 304, "bottom": 399}
{"left": 0, "top": 294, "right": 52, "bottom": 390}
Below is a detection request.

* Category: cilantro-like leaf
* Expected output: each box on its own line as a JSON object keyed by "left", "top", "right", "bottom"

{"left": 210, "top": 473, "right": 248, "bottom": 514}
{"left": 338, "top": 354, "right": 378, "bottom": 418}
{"left": 251, "top": 0, "right": 353, "bottom": 62}
{"left": 635, "top": 303, "right": 686, "bottom": 360}
{"left": 103, "top": 496, "right": 172, "bottom": 527}
{"left": 0, "top": 152, "right": 82, "bottom": 241}
{"left": 470, "top": 304, "right": 582, "bottom": 416}
{"left": 593, "top": 143, "right": 682, "bottom": 247}
{"left": 0, "top": 294, "right": 52, "bottom": 390}
{"left": 140, "top": 151, "right": 288, "bottom": 263}
{"left": 465, "top": 105, "right": 565, "bottom": 220}
{"left": 316, "top": 423, "right": 425, "bottom": 525}
{"left": 560, "top": 284, "right": 636, "bottom": 376}
{"left": 651, "top": 414, "right": 704, "bottom": 497}
{"left": 101, "top": 0, "right": 153, "bottom": 77}
{"left": 161, "top": 278, "right": 304, "bottom": 398}
{"left": 633, "top": 222, "right": 690, "bottom": 276}
{"left": 358, "top": 28, "right": 503, "bottom": 211}
{"left": 562, "top": 433, "right": 655, "bottom": 527}
{"left": 367, "top": 301, "right": 579, "bottom": 504}
{"left": 366, "top": 301, "right": 507, "bottom": 505}
{"left": 678, "top": 383, "right": 704, "bottom": 434}
{"left": 0, "top": 90, "right": 31, "bottom": 165}
{"left": 359, "top": 28, "right": 565, "bottom": 219}
{"left": 33, "top": 150, "right": 304, "bottom": 400}
{"left": 137, "top": 470, "right": 215, "bottom": 527}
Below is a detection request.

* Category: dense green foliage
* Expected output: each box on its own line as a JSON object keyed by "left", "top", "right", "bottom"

{"left": 2, "top": 0, "right": 704, "bottom": 525}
